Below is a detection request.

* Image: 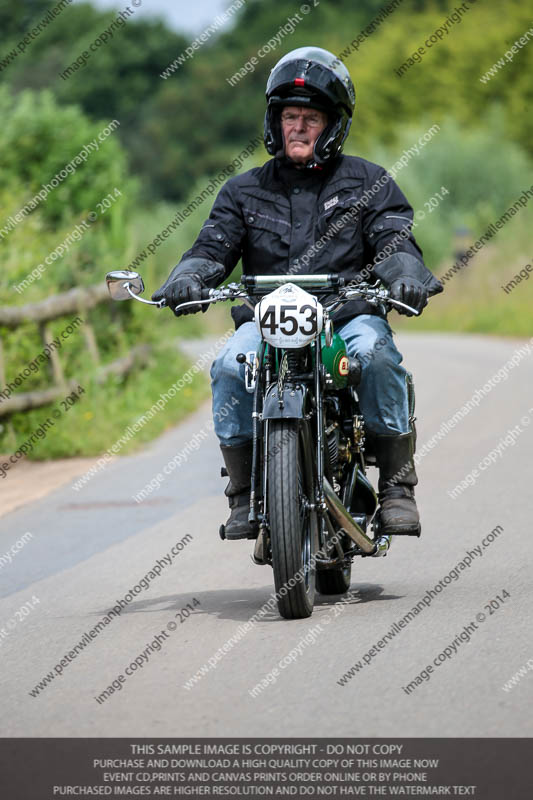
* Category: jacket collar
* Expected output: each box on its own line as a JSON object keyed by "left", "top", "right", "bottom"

{"left": 258, "top": 155, "right": 341, "bottom": 193}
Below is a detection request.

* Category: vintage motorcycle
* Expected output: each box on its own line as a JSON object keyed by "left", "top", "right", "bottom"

{"left": 106, "top": 270, "right": 419, "bottom": 620}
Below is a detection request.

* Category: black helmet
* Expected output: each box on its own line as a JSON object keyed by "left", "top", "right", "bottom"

{"left": 264, "top": 46, "right": 355, "bottom": 165}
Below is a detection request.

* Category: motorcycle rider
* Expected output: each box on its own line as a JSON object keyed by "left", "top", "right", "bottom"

{"left": 153, "top": 47, "right": 443, "bottom": 540}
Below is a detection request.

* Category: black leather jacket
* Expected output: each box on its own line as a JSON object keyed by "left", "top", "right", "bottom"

{"left": 178, "top": 154, "right": 443, "bottom": 327}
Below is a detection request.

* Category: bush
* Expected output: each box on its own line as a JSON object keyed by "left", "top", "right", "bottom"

{"left": 0, "top": 87, "right": 135, "bottom": 228}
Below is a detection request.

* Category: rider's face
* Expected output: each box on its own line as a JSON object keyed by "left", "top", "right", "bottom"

{"left": 281, "top": 106, "right": 328, "bottom": 164}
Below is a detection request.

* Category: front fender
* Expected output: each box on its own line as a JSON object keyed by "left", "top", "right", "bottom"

{"left": 262, "top": 383, "right": 307, "bottom": 419}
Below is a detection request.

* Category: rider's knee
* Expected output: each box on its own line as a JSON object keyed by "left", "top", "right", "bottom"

{"left": 211, "top": 348, "right": 242, "bottom": 384}
{"left": 357, "top": 334, "right": 395, "bottom": 371}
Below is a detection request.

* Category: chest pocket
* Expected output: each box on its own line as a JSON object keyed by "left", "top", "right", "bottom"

{"left": 316, "top": 192, "right": 363, "bottom": 266}
{"left": 243, "top": 208, "right": 291, "bottom": 246}
{"left": 317, "top": 193, "right": 360, "bottom": 234}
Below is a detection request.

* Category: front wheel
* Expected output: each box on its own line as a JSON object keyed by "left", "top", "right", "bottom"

{"left": 267, "top": 419, "right": 319, "bottom": 619}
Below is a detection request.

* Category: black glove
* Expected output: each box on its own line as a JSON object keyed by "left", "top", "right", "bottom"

{"left": 372, "top": 252, "right": 442, "bottom": 317}
{"left": 152, "top": 258, "right": 225, "bottom": 317}
{"left": 389, "top": 277, "right": 428, "bottom": 316}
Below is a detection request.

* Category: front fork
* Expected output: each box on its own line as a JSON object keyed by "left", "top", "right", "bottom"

{"left": 248, "top": 340, "right": 266, "bottom": 530}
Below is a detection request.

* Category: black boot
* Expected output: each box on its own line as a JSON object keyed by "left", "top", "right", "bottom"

{"left": 373, "top": 430, "right": 421, "bottom": 536}
{"left": 219, "top": 442, "right": 256, "bottom": 540}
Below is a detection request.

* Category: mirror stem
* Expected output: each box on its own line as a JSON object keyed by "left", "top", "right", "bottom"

{"left": 125, "top": 283, "right": 166, "bottom": 307}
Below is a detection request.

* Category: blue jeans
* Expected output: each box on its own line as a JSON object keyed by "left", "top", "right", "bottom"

{"left": 210, "top": 316, "right": 410, "bottom": 447}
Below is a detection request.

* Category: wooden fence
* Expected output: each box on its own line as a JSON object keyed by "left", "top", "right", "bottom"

{"left": 0, "top": 283, "right": 151, "bottom": 419}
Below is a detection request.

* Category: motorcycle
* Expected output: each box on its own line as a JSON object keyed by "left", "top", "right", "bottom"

{"left": 106, "top": 270, "right": 419, "bottom": 620}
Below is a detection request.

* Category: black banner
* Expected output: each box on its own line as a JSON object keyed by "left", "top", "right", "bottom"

{"left": 0, "top": 738, "right": 530, "bottom": 799}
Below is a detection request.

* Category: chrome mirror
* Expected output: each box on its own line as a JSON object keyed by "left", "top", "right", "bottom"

{"left": 106, "top": 270, "right": 145, "bottom": 301}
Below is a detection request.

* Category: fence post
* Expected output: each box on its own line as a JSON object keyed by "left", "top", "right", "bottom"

{"left": 39, "top": 322, "right": 65, "bottom": 386}
{"left": 79, "top": 311, "right": 100, "bottom": 365}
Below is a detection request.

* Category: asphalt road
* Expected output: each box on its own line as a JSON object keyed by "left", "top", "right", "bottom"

{"left": 1, "top": 332, "right": 532, "bottom": 737}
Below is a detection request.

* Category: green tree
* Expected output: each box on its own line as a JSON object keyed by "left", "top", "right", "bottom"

{"left": 0, "top": 87, "right": 134, "bottom": 227}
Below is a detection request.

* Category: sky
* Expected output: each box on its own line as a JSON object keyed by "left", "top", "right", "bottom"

{"left": 75, "top": 0, "right": 235, "bottom": 34}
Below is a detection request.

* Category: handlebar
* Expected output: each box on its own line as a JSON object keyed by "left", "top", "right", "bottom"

{"left": 194, "top": 280, "right": 419, "bottom": 317}
{"left": 108, "top": 272, "right": 419, "bottom": 317}
{"left": 163, "top": 280, "right": 420, "bottom": 317}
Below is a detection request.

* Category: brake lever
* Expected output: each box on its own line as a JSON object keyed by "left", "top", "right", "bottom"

{"left": 171, "top": 296, "right": 218, "bottom": 313}
{"left": 172, "top": 286, "right": 254, "bottom": 314}
{"left": 385, "top": 296, "right": 420, "bottom": 316}
{"left": 335, "top": 285, "right": 420, "bottom": 316}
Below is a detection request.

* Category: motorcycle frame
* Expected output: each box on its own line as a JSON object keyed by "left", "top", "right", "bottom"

{"left": 247, "top": 318, "right": 377, "bottom": 566}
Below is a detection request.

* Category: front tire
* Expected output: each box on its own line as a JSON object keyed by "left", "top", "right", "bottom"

{"left": 267, "top": 419, "right": 318, "bottom": 619}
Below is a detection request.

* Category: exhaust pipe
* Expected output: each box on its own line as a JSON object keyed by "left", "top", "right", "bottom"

{"left": 323, "top": 477, "right": 391, "bottom": 557}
